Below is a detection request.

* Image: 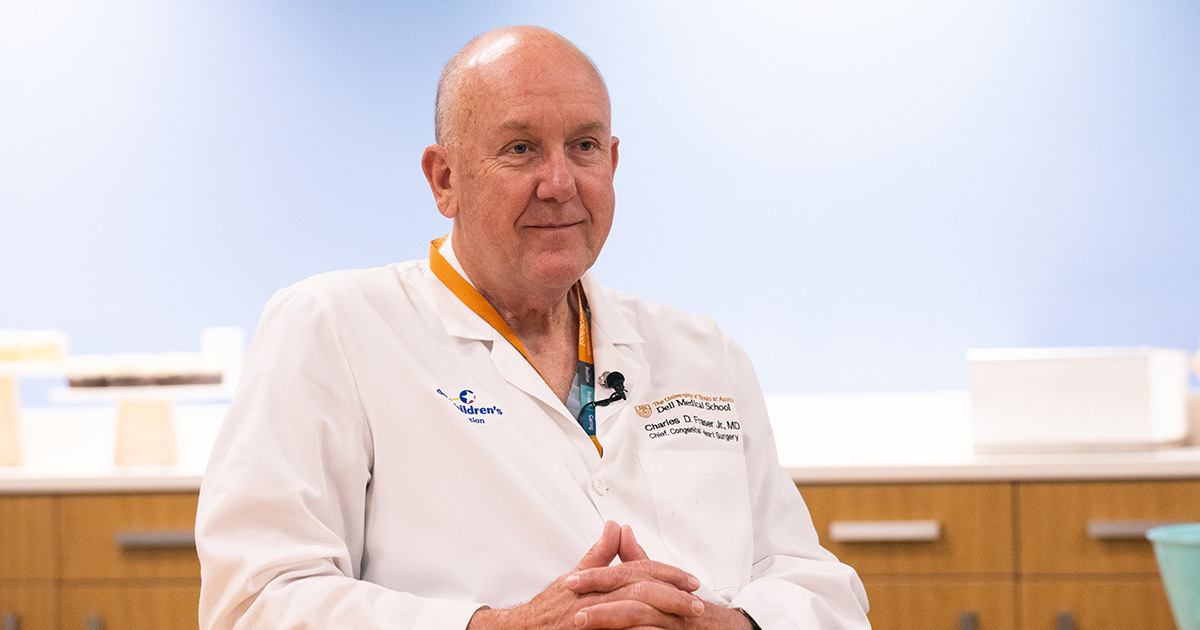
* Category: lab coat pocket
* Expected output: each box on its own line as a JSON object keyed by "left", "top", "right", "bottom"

{"left": 638, "top": 450, "right": 753, "bottom": 593}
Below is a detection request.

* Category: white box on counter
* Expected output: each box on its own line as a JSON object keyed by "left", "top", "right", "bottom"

{"left": 967, "top": 347, "right": 1189, "bottom": 453}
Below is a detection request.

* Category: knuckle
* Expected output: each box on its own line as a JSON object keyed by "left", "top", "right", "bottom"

{"left": 614, "top": 564, "right": 637, "bottom": 585}
{"left": 585, "top": 568, "right": 612, "bottom": 590}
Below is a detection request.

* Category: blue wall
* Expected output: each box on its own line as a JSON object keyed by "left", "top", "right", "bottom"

{"left": 2, "top": 0, "right": 1198, "bottom": 396}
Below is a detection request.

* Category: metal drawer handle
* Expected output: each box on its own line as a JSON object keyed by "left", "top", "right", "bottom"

{"left": 1056, "top": 612, "right": 1075, "bottom": 630}
{"left": 958, "top": 611, "right": 979, "bottom": 630}
{"left": 828, "top": 519, "right": 942, "bottom": 543}
{"left": 1086, "top": 519, "right": 1182, "bottom": 540}
{"left": 114, "top": 529, "right": 196, "bottom": 549}
{"left": 85, "top": 614, "right": 104, "bottom": 630}
{"left": 3, "top": 612, "right": 21, "bottom": 630}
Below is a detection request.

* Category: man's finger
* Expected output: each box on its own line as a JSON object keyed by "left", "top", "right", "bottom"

{"left": 617, "top": 524, "right": 649, "bottom": 562}
{"left": 575, "top": 590, "right": 705, "bottom": 630}
{"left": 567, "top": 559, "right": 701, "bottom": 595}
{"left": 575, "top": 521, "right": 622, "bottom": 571}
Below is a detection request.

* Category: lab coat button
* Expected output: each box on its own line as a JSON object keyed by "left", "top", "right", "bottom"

{"left": 592, "top": 478, "right": 608, "bottom": 496}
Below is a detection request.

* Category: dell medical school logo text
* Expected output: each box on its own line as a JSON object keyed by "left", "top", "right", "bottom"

{"left": 436, "top": 388, "right": 504, "bottom": 424}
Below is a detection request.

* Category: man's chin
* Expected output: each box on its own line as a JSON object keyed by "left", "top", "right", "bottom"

{"left": 525, "top": 256, "right": 594, "bottom": 291}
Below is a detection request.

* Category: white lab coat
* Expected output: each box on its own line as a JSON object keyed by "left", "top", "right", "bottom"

{"left": 196, "top": 242, "right": 870, "bottom": 630}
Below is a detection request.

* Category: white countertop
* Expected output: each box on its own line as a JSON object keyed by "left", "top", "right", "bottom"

{"left": 768, "top": 392, "right": 1200, "bottom": 483}
{"left": 2, "top": 392, "right": 1199, "bottom": 493}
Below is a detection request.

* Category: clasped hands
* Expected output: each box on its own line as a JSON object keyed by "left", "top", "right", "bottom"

{"left": 467, "top": 521, "right": 749, "bottom": 630}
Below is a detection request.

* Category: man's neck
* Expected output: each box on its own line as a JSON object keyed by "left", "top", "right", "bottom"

{"left": 446, "top": 236, "right": 580, "bottom": 401}
{"left": 482, "top": 285, "right": 577, "bottom": 355}
{"left": 445, "top": 233, "right": 577, "bottom": 344}
{"left": 484, "top": 285, "right": 579, "bottom": 403}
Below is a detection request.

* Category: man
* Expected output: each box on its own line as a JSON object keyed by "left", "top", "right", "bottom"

{"left": 196, "top": 26, "right": 869, "bottom": 630}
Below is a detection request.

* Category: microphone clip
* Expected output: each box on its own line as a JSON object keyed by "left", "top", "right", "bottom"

{"left": 595, "top": 371, "right": 627, "bottom": 407}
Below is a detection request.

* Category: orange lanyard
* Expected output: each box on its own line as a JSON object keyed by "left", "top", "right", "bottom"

{"left": 429, "top": 236, "right": 602, "bottom": 455}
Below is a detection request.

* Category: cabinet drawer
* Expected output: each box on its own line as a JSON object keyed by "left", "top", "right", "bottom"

{"left": 862, "top": 579, "right": 1015, "bottom": 630}
{"left": 61, "top": 584, "right": 201, "bottom": 630}
{"left": 0, "top": 497, "right": 56, "bottom": 579}
{"left": 798, "top": 483, "right": 1014, "bottom": 575}
{"left": 0, "top": 583, "right": 57, "bottom": 630}
{"left": 1018, "top": 578, "right": 1174, "bottom": 630}
{"left": 59, "top": 494, "right": 200, "bottom": 580}
{"left": 1018, "top": 480, "right": 1200, "bottom": 575}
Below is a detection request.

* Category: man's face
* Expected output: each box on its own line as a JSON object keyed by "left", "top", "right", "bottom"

{"left": 439, "top": 38, "right": 618, "bottom": 301}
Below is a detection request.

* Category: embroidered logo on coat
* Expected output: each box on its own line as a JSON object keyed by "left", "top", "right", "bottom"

{"left": 635, "top": 404, "right": 654, "bottom": 418}
{"left": 436, "top": 388, "right": 503, "bottom": 423}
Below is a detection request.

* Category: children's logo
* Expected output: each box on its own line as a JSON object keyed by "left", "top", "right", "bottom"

{"left": 436, "top": 388, "right": 502, "bottom": 423}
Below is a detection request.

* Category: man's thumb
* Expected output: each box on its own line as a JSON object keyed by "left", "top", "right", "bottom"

{"left": 617, "top": 524, "right": 650, "bottom": 562}
{"left": 574, "top": 521, "right": 620, "bottom": 570}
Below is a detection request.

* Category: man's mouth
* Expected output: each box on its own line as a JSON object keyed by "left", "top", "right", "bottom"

{"left": 527, "top": 221, "right": 582, "bottom": 230}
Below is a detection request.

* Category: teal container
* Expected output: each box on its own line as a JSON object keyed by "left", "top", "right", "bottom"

{"left": 1148, "top": 523, "right": 1200, "bottom": 630}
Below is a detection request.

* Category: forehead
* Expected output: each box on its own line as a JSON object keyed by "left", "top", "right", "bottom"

{"left": 457, "top": 41, "right": 610, "bottom": 137}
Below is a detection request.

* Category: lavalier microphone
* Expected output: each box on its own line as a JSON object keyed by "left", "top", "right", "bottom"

{"left": 596, "top": 371, "right": 626, "bottom": 407}
{"left": 576, "top": 371, "right": 629, "bottom": 424}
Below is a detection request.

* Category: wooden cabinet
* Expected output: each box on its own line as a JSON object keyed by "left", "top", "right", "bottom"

{"left": 60, "top": 585, "right": 201, "bottom": 630}
{"left": 802, "top": 483, "right": 1014, "bottom": 575}
{"left": 798, "top": 479, "right": 1200, "bottom": 630}
{"left": 1, "top": 497, "right": 57, "bottom": 580}
{"left": 59, "top": 494, "right": 200, "bottom": 581}
{"left": 858, "top": 579, "right": 1015, "bottom": 630}
{"left": 0, "top": 493, "right": 200, "bottom": 630}
{"left": 1018, "top": 578, "right": 1174, "bottom": 630}
{"left": 0, "top": 585, "right": 57, "bottom": 630}
{"left": 1, "top": 497, "right": 58, "bottom": 630}
{"left": 1015, "top": 480, "right": 1200, "bottom": 630}
{"left": 1017, "top": 480, "right": 1200, "bottom": 575}
{"left": 800, "top": 483, "right": 1016, "bottom": 629}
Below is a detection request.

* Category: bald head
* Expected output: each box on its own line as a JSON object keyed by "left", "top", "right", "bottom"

{"left": 434, "top": 26, "right": 609, "bottom": 146}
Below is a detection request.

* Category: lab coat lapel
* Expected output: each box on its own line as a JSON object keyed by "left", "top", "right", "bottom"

{"left": 582, "top": 273, "right": 646, "bottom": 434}
{"left": 425, "top": 265, "right": 565, "bottom": 412}
{"left": 489, "top": 339, "right": 565, "bottom": 412}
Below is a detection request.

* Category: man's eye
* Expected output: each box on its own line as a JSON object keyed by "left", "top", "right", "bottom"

{"left": 511, "top": 143, "right": 529, "bottom": 154}
{"left": 578, "top": 140, "right": 595, "bottom": 151}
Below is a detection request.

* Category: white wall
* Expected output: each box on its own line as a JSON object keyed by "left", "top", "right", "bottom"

{"left": 2, "top": 0, "right": 1198, "bottom": 397}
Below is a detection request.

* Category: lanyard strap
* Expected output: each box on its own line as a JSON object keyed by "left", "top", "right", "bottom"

{"left": 429, "top": 236, "right": 602, "bottom": 455}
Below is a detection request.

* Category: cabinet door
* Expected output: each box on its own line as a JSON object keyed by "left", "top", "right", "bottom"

{"left": 59, "top": 494, "right": 199, "bottom": 580}
{"left": 862, "top": 579, "right": 1015, "bottom": 630}
{"left": 0, "top": 584, "right": 56, "bottom": 630}
{"left": 799, "top": 483, "right": 1014, "bottom": 575}
{"left": 60, "top": 584, "right": 200, "bottom": 630}
{"left": 0, "top": 497, "right": 56, "bottom": 580}
{"left": 1019, "top": 578, "right": 1175, "bottom": 630}
{"left": 1018, "top": 480, "right": 1200, "bottom": 575}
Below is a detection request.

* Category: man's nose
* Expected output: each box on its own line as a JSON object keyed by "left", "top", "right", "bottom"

{"left": 535, "top": 148, "right": 577, "bottom": 203}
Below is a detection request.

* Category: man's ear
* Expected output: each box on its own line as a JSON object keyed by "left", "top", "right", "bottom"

{"left": 422, "top": 144, "right": 457, "bottom": 218}
{"left": 610, "top": 136, "right": 619, "bottom": 174}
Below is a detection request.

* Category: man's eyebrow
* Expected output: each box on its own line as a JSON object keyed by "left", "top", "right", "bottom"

{"left": 495, "top": 121, "right": 610, "bottom": 135}
{"left": 498, "top": 121, "right": 534, "bottom": 133}
{"left": 570, "top": 122, "right": 609, "bottom": 136}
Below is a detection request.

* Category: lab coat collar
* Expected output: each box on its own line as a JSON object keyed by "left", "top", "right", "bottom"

{"left": 429, "top": 235, "right": 645, "bottom": 349}
{"left": 428, "top": 234, "right": 498, "bottom": 342}
{"left": 427, "top": 236, "right": 646, "bottom": 452}
{"left": 579, "top": 272, "right": 645, "bottom": 347}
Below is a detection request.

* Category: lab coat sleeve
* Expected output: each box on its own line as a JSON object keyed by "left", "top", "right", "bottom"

{"left": 722, "top": 339, "right": 871, "bottom": 630}
{"left": 195, "top": 285, "right": 485, "bottom": 630}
